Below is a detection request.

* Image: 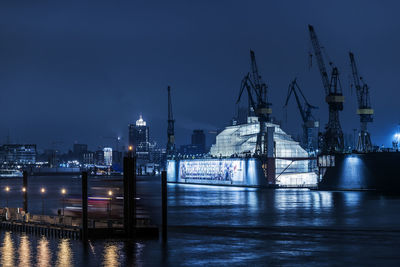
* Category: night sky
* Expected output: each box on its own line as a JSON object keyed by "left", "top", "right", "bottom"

{"left": 0, "top": 1, "right": 399, "bottom": 152}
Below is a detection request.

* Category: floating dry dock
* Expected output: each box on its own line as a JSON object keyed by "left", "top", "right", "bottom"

{"left": 168, "top": 117, "right": 318, "bottom": 188}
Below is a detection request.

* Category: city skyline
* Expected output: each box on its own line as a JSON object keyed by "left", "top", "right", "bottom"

{"left": 0, "top": 2, "right": 399, "bottom": 266}
{"left": 0, "top": 1, "right": 399, "bottom": 151}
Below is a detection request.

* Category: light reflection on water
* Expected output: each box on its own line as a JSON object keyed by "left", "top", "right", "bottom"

{"left": 102, "top": 243, "right": 120, "bottom": 267}
{"left": 56, "top": 239, "right": 73, "bottom": 267}
{"left": 1, "top": 232, "right": 14, "bottom": 267}
{"left": 0, "top": 177, "right": 399, "bottom": 265}
{"left": 18, "top": 234, "right": 31, "bottom": 267}
{"left": 37, "top": 237, "right": 51, "bottom": 267}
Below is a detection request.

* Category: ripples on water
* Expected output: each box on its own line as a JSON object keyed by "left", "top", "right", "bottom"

{"left": 0, "top": 232, "right": 73, "bottom": 267}
{"left": 0, "top": 177, "right": 399, "bottom": 266}
{"left": 0, "top": 231, "right": 136, "bottom": 266}
{"left": 37, "top": 237, "right": 50, "bottom": 267}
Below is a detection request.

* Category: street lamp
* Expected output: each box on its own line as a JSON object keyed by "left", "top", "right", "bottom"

{"left": 108, "top": 190, "right": 113, "bottom": 220}
{"left": 5, "top": 186, "right": 10, "bottom": 207}
{"left": 40, "top": 187, "right": 45, "bottom": 220}
{"left": 61, "top": 188, "right": 66, "bottom": 217}
{"left": 21, "top": 187, "right": 27, "bottom": 213}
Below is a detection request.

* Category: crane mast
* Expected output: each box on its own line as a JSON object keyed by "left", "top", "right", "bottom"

{"left": 349, "top": 52, "right": 373, "bottom": 152}
{"left": 308, "top": 25, "right": 344, "bottom": 153}
{"left": 166, "top": 86, "right": 176, "bottom": 158}
{"left": 284, "top": 79, "right": 318, "bottom": 152}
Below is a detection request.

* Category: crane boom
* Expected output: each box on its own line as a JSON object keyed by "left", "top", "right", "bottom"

{"left": 237, "top": 74, "right": 257, "bottom": 112}
{"left": 250, "top": 51, "right": 262, "bottom": 92}
{"left": 250, "top": 50, "right": 269, "bottom": 114}
{"left": 349, "top": 52, "right": 362, "bottom": 96}
{"left": 285, "top": 79, "right": 318, "bottom": 123}
{"left": 308, "top": 25, "right": 330, "bottom": 95}
{"left": 285, "top": 79, "right": 306, "bottom": 122}
{"left": 284, "top": 79, "right": 318, "bottom": 151}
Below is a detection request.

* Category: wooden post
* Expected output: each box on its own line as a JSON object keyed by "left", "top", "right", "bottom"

{"left": 123, "top": 155, "right": 136, "bottom": 238}
{"left": 161, "top": 170, "right": 167, "bottom": 242}
{"left": 23, "top": 171, "right": 28, "bottom": 212}
{"left": 123, "top": 156, "right": 129, "bottom": 234}
{"left": 130, "top": 156, "right": 136, "bottom": 237}
{"left": 81, "top": 171, "right": 88, "bottom": 242}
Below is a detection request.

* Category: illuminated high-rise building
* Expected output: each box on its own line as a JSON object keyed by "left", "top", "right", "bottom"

{"left": 128, "top": 115, "right": 150, "bottom": 160}
{"left": 103, "top": 147, "right": 113, "bottom": 166}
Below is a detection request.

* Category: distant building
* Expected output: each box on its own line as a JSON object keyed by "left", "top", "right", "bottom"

{"left": 179, "top": 144, "right": 201, "bottom": 156}
{"left": 41, "top": 149, "right": 58, "bottom": 167}
{"left": 128, "top": 115, "right": 150, "bottom": 160}
{"left": 0, "top": 144, "right": 36, "bottom": 165}
{"left": 83, "top": 152, "right": 95, "bottom": 164}
{"left": 191, "top": 130, "right": 206, "bottom": 154}
{"left": 178, "top": 130, "right": 207, "bottom": 156}
{"left": 103, "top": 147, "right": 113, "bottom": 166}
{"left": 95, "top": 150, "right": 104, "bottom": 165}
{"left": 112, "top": 150, "right": 122, "bottom": 165}
{"left": 73, "top": 144, "right": 88, "bottom": 162}
{"left": 149, "top": 142, "right": 166, "bottom": 167}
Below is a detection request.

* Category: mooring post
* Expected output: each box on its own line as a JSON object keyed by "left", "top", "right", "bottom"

{"left": 123, "top": 154, "right": 136, "bottom": 238}
{"left": 131, "top": 156, "right": 136, "bottom": 237}
{"left": 23, "top": 171, "right": 28, "bottom": 213}
{"left": 161, "top": 170, "right": 167, "bottom": 242}
{"left": 81, "top": 171, "right": 88, "bottom": 242}
{"left": 123, "top": 156, "right": 128, "bottom": 235}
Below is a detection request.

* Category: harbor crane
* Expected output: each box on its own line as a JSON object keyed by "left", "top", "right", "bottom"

{"left": 237, "top": 50, "right": 272, "bottom": 157}
{"left": 284, "top": 78, "right": 319, "bottom": 152}
{"left": 349, "top": 52, "right": 373, "bottom": 152}
{"left": 237, "top": 50, "right": 275, "bottom": 184}
{"left": 166, "top": 86, "right": 176, "bottom": 158}
{"left": 308, "top": 25, "right": 344, "bottom": 153}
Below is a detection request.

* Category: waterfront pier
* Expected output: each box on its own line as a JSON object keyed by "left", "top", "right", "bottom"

{"left": 0, "top": 156, "right": 159, "bottom": 240}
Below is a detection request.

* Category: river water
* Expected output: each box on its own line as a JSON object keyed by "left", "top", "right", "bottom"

{"left": 0, "top": 176, "right": 399, "bottom": 266}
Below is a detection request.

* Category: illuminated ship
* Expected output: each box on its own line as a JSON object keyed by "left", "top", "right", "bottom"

{"left": 167, "top": 116, "right": 318, "bottom": 188}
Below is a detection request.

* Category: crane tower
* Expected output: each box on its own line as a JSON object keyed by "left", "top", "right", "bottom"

{"left": 349, "top": 52, "right": 373, "bottom": 152}
{"left": 308, "top": 25, "right": 344, "bottom": 153}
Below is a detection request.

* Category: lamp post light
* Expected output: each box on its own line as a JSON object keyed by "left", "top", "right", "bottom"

{"left": 5, "top": 186, "right": 10, "bottom": 207}
{"left": 40, "top": 187, "right": 45, "bottom": 221}
{"left": 22, "top": 187, "right": 27, "bottom": 213}
{"left": 108, "top": 190, "right": 113, "bottom": 220}
{"left": 61, "top": 188, "right": 66, "bottom": 217}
